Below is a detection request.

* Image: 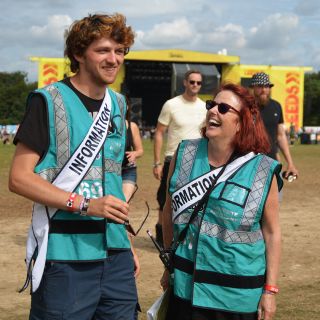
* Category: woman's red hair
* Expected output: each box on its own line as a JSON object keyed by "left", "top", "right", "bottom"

{"left": 202, "top": 83, "right": 270, "bottom": 154}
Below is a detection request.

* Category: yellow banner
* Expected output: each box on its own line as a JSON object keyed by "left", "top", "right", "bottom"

{"left": 222, "top": 65, "right": 311, "bottom": 130}
{"left": 39, "top": 60, "right": 65, "bottom": 88}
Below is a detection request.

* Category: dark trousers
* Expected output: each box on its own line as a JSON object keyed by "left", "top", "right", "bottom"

{"left": 29, "top": 251, "right": 138, "bottom": 320}
{"left": 166, "top": 294, "right": 258, "bottom": 320}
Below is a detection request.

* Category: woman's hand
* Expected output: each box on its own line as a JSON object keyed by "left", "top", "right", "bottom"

{"left": 125, "top": 151, "right": 137, "bottom": 164}
{"left": 258, "top": 293, "right": 276, "bottom": 320}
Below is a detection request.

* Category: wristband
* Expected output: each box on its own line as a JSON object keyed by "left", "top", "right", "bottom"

{"left": 264, "top": 284, "right": 279, "bottom": 294}
{"left": 66, "top": 193, "right": 77, "bottom": 211}
{"left": 263, "top": 290, "right": 276, "bottom": 295}
{"left": 153, "top": 162, "right": 162, "bottom": 168}
{"left": 79, "top": 197, "right": 90, "bottom": 216}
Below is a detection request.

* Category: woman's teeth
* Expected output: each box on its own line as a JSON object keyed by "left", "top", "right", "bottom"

{"left": 209, "top": 119, "right": 221, "bottom": 127}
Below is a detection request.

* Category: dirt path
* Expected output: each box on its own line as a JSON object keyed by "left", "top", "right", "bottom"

{"left": 1, "top": 144, "right": 319, "bottom": 319}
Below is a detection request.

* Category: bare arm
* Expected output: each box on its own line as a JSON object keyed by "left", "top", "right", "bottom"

{"left": 277, "top": 123, "right": 298, "bottom": 177}
{"left": 125, "top": 121, "right": 144, "bottom": 163}
{"left": 160, "top": 151, "right": 177, "bottom": 290}
{"left": 9, "top": 143, "right": 129, "bottom": 223}
{"left": 128, "top": 235, "right": 140, "bottom": 278}
{"left": 162, "top": 151, "right": 177, "bottom": 249}
{"left": 153, "top": 122, "right": 168, "bottom": 180}
{"left": 258, "top": 176, "right": 281, "bottom": 320}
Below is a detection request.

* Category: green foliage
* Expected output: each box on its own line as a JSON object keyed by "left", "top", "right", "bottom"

{"left": 0, "top": 71, "right": 37, "bottom": 124}
{"left": 304, "top": 71, "right": 320, "bottom": 125}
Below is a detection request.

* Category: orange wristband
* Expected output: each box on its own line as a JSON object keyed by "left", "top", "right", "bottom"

{"left": 264, "top": 284, "right": 279, "bottom": 294}
{"left": 66, "top": 193, "right": 77, "bottom": 211}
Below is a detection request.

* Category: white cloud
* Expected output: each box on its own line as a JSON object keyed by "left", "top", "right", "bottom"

{"left": 0, "top": 0, "right": 319, "bottom": 81}
{"left": 294, "top": 0, "right": 320, "bottom": 16}
{"left": 30, "top": 15, "right": 72, "bottom": 43}
{"left": 205, "top": 23, "right": 246, "bottom": 49}
{"left": 248, "top": 13, "right": 299, "bottom": 49}
{"left": 138, "top": 18, "right": 194, "bottom": 47}
{"left": 114, "top": 0, "right": 181, "bottom": 17}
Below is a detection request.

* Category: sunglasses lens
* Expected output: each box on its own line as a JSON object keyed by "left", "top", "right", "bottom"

{"left": 206, "top": 100, "right": 215, "bottom": 110}
{"left": 218, "top": 103, "right": 230, "bottom": 114}
{"left": 189, "top": 80, "right": 202, "bottom": 85}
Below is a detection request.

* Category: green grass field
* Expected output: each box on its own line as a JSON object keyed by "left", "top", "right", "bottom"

{"left": 1, "top": 140, "right": 320, "bottom": 320}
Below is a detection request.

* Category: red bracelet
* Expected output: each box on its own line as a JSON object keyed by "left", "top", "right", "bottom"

{"left": 66, "top": 193, "right": 77, "bottom": 211}
{"left": 264, "top": 284, "right": 279, "bottom": 294}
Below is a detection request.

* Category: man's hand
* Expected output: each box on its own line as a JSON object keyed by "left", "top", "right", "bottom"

{"left": 87, "top": 195, "right": 129, "bottom": 223}
{"left": 283, "top": 163, "right": 299, "bottom": 179}
{"left": 153, "top": 164, "right": 163, "bottom": 180}
{"left": 132, "top": 247, "right": 140, "bottom": 278}
{"left": 258, "top": 293, "right": 276, "bottom": 320}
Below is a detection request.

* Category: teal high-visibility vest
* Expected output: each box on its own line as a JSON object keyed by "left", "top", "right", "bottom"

{"left": 169, "top": 138, "right": 282, "bottom": 313}
{"left": 33, "top": 82, "right": 130, "bottom": 261}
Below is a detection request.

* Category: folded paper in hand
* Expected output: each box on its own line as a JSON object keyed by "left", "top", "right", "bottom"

{"left": 147, "top": 287, "right": 171, "bottom": 320}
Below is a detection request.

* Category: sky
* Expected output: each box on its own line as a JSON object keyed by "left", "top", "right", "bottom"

{"left": 1, "top": 0, "right": 320, "bottom": 82}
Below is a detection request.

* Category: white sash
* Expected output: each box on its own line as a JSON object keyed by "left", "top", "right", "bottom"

{"left": 172, "top": 152, "right": 256, "bottom": 221}
{"left": 25, "top": 89, "right": 112, "bottom": 293}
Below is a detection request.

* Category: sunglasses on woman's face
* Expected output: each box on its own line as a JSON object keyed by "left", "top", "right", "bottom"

{"left": 205, "top": 100, "right": 241, "bottom": 115}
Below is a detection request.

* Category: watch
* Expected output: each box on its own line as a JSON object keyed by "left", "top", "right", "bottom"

{"left": 80, "top": 197, "right": 90, "bottom": 216}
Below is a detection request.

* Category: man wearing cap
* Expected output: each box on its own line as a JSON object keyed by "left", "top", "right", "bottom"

{"left": 250, "top": 72, "right": 298, "bottom": 178}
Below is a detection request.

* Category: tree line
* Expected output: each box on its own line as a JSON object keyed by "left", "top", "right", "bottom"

{"left": 0, "top": 72, "right": 37, "bottom": 124}
{"left": 0, "top": 71, "right": 319, "bottom": 125}
{"left": 304, "top": 72, "right": 320, "bottom": 125}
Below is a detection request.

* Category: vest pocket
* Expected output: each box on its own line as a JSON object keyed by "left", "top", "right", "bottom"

{"left": 219, "top": 182, "right": 250, "bottom": 208}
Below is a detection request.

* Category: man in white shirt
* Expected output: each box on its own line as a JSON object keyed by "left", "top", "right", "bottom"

{"left": 153, "top": 70, "right": 206, "bottom": 245}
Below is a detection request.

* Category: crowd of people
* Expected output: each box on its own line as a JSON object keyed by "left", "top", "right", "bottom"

{"left": 8, "top": 12, "right": 299, "bottom": 320}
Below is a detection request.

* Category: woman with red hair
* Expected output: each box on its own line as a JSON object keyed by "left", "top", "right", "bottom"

{"left": 160, "top": 83, "right": 282, "bottom": 320}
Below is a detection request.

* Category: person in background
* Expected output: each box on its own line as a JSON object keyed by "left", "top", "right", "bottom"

{"left": 1, "top": 126, "right": 10, "bottom": 144}
{"left": 289, "top": 122, "right": 296, "bottom": 145}
{"left": 153, "top": 70, "right": 206, "bottom": 246}
{"left": 122, "top": 97, "right": 144, "bottom": 202}
{"left": 250, "top": 72, "right": 298, "bottom": 179}
{"left": 121, "top": 97, "right": 144, "bottom": 320}
{"left": 161, "top": 83, "right": 282, "bottom": 320}
{"left": 9, "top": 13, "right": 139, "bottom": 319}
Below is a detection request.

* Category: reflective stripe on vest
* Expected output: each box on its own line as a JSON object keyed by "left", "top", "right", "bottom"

{"left": 47, "top": 85, "right": 71, "bottom": 166}
{"left": 239, "top": 155, "right": 274, "bottom": 231}
{"left": 176, "top": 139, "right": 200, "bottom": 189}
{"left": 39, "top": 86, "right": 122, "bottom": 180}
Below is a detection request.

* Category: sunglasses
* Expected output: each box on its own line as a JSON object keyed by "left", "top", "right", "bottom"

{"left": 205, "top": 100, "right": 241, "bottom": 115}
{"left": 189, "top": 80, "right": 202, "bottom": 86}
{"left": 124, "top": 185, "right": 150, "bottom": 236}
{"left": 124, "top": 201, "right": 150, "bottom": 236}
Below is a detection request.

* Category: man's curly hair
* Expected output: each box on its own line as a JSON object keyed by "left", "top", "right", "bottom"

{"left": 65, "top": 13, "right": 135, "bottom": 73}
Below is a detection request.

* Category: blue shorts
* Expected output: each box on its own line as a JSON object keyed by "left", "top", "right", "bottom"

{"left": 122, "top": 166, "right": 137, "bottom": 184}
{"left": 29, "top": 250, "right": 138, "bottom": 320}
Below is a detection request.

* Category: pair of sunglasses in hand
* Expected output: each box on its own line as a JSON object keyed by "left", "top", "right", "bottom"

{"left": 124, "top": 185, "right": 150, "bottom": 236}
